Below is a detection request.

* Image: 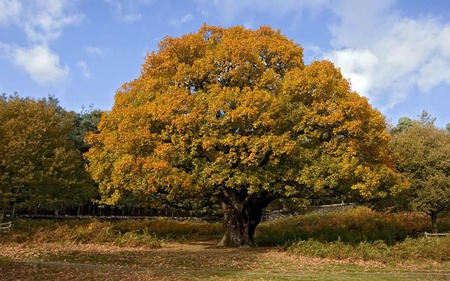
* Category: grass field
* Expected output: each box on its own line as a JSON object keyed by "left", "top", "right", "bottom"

{"left": 1, "top": 210, "right": 449, "bottom": 280}
{"left": 1, "top": 240, "right": 449, "bottom": 280}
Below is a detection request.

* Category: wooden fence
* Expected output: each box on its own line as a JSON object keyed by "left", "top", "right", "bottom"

{"left": 0, "top": 221, "right": 12, "bottom": 233}
{"left": 424, "top": 232, "right": 450, "bottom": 238}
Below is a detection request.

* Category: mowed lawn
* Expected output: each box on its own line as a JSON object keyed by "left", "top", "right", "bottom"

{"left": 1, "top": 241, "right": 449, "bottom": 281}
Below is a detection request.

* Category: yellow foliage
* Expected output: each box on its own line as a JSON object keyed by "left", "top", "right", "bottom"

{"left": 1, "top": 95, "right": 94, "bottom": 209}
{"left": 85, "top": 25, "right": 401, "bottom": 204}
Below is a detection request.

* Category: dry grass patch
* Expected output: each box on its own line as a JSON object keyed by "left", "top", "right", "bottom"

{"left": 1, "top": 241, "right": 449, "bottom": 280}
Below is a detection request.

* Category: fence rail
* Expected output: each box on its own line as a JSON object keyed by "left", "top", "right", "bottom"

{"left": 424, "top": 232, "right": 450, "bottom": 238}
{"left": 0, "top": 221, "right": 12, "bottom": 233}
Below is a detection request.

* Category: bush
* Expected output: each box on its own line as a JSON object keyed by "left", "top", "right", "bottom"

{"left": 256, "top": 207, "right": 446, "bottom": 246}
{"left": 1, "top": 218, "right": 223, "bottom": 246}
{"left": 287, "top": 237, "right": 450, "bottom": 262}
{"left": 111, "top": 218, "right": 223, "bottom": 240}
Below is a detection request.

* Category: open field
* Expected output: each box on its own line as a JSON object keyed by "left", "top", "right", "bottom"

{"left": 1, "top": 211, "right": 449, "bottom": 280}
{"left": 1, "top": 240, "right": 449, "bottom": 281}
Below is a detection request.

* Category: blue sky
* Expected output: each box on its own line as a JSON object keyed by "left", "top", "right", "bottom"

{"left": 1, "top": 0, "right": 450, "bottom": 127}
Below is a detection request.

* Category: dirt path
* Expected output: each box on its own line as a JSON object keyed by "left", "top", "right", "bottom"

{"left": 1, "top": 241, "right": 449, "bottom": 280}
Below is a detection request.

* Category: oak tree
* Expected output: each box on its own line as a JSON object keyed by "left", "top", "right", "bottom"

{"left": 0, "top": 95, "right": 95, "bottom": 219}
{"left": 390, "top": 119, "right": 450, "bottom": 232}
{"left": 85, "top": 25, "right": 401, "bottom": 246}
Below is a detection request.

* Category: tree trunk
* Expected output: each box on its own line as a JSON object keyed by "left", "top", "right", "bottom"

{"left": 430, "top": 212, "right": 438, "bottom": 233}
{"left": 0, "top": 198, "right": 6, "bottom": 223}
{"left": 217, "top": 188, "right": 273, "bottom": 247}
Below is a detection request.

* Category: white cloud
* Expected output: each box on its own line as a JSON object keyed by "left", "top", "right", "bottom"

{"left": 169, "top": 13, "right": 194, "bottom": 27}
{"left": 329, "top": 0, "right": 396, "bottom": 48}
{"left": 0, "top": 0, "right": 22, "bottom": 26}
{"left": 104, "top": 0, "right": 155, "bottom": 23}
{"left": 0, "top": 41, "right": 12, "bottom": 56}
{"left": 23, "top": 0, "right": 83, "bottom": 44}
{"left": 194, "top": 0, "right": 330, "bottom": 22}
{"left": 193, "top": 0, "right": 450, "bottom": 111}
{"left": 328, "top": 49, "right": 379, "bottom": 96}
{"left": 86, "top": 46, "right": 104, "bottom": 57}
{"left": 77, "top": 60, "right": 92, "bottom": 80}
{"left": 438, "top": 26, "right": 450, "bottom": 58}
{"left": 325, "top": 0, "right": 450, "bottom": 109}
{"left": 11, "top": 45, "right": 69, "bottom": 86}
{"left": 121, "top": 13, "right": 142, "bottom": 23}
{"left": 0, "top": 0, "right": 83, "bottom": 86}
{"left": 0, "top": 0, "right": 83, "bottom": 44}
{"left": 181, "top": 13, "right": 194, "bottom": 24}
{"left": 418, "top": 58, "right": 450, "bottom": 93}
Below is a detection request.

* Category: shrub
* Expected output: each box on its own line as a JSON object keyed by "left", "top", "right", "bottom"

{"left": 112, "top": 218, "right": 223, "bottom": 240}
{"left": 0, "top": 218, "right": 222, "bottom": 245}
{"left": 256, "top": 207, "right": 445, "bottom": 246}
{"left": 287, "top": 237, "right": 450, "bottom": 263}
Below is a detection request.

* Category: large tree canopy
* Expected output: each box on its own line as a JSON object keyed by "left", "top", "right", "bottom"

{"left": 390, "top": 118, "right": 450, "bottom": 232}
{"left": 0, "top": 95, "right": 95, "bottom": 219}
{"left": 85, "top": 25, "right": 402, "bottom": 246}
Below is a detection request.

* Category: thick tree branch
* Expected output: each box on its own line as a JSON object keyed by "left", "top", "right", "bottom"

{"left": 258, "top": 150, "right": 272, "bottom": 167}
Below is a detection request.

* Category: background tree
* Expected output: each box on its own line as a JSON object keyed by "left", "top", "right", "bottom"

{"left": 390, "top": 118, "right": 450, "bottom": 232}
{"left": 389, "top": 117, "right": 413, "bottom": 135}
{"left": 70, "top": 106, "right": 103, "bottom": 154}
{"left": 418, "top": 110, "right": 436, "bottom": 125}
{"left": 85, "top": 25, "right": 402, "bottom": 247}
{"left": 0, "top": 94, "right": 95, "bottom": 219}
